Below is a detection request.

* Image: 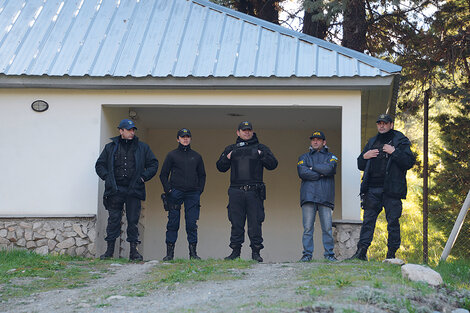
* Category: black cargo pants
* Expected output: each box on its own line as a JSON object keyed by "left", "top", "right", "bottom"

{"left": 227, "top": 187, "right": 265, "bottom": 250}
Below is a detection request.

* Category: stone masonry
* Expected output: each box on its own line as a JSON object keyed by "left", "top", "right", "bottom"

{"left": 332, "top": 220, "right": 362, "bottom": 260}
{"left": 0, "top": 217, "right": 96, "bottom": 257}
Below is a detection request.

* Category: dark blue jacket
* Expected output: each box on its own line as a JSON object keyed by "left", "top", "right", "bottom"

{"left": 297, "top": 147, "right": 338, "bottom": 208}
{"left": 95, "top": 136, "right": 158, "bottom": 200}
{"left": 358, "top": 129, "right": 415, "bottom": 199}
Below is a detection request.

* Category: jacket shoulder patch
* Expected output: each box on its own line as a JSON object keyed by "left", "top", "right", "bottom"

{"left": 330, "top": 155, "right": 338, "bottom": 163}
{"left": 297, "top": 160, "right": 304, "bottom": 165}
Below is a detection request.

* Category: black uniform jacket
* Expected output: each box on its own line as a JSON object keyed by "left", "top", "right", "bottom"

{"left": 95, "top": 136, "right": 159, "bottom": 200}
{"left": 159, "top": 144, "right": 206, "bottom": 193}
{"left": 216, "top": 133, "right": 278, "bottom": 187}
{"left": 357, "top": 130, "right": 415, "bottom": 199}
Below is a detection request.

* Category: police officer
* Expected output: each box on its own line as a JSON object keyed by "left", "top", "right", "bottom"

{"left": 96, "top": 119, "right": 159, "bottom": 261}
{"left": 216, "top": 121, "right": 278, "bottom": 262}
{"left": 297, "top": 131, "right": 338, "bottom": 262}
{"left": 349, "top": 114, "right": 415, "bottom": 260}
{"left": 160, "top": 128, "right": 206, "bottom": 260}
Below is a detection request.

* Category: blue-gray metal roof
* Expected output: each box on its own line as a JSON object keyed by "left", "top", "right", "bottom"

{"left": 0, "top": 0, "right": 401, "bottom": 78}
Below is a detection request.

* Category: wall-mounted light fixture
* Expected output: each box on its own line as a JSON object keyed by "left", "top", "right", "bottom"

{"left": 129, "top": 109, "right": 137, "bottom": 120}
{"left": 31, "top": 100, "right": 49, "bottom": 112}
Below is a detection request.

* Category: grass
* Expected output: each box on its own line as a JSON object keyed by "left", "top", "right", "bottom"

{"left": 2, "top": 249, "right": 469, "bottom": 312}
{"left": 155, "top": 258, "right": 253, "bottom": 283}
{"left": 433, "top": 258, "right": 470, "bottom": 290}
{"left": 0, "top": 249, "right": 126, "bottom": 301}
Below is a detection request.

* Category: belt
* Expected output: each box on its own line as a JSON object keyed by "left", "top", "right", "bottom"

{"left": 236, "top": 185, "right": 258, "bottom": 192}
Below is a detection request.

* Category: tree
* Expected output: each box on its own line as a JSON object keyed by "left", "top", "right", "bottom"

{"left": 212, "top": 0, "right": 285, "bottom": 24}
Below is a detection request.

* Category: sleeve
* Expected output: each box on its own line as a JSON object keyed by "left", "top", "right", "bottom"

{"left": 297, "top": 155, "right": 321, "bottom": 181}
{"left": 95, "top": 145, "right": 109, "bottom": 181}
{"left": 197, "top": 155, "right": 206, "bottom": 193}
{"left": 311, "top": 154, "right": 338, "bottom": 176}
{"left": 258, "top": 144, "right": 278, "bottom": 170}
{"left": 216, "top": 145, "right": 233, "bottom": 172}
{"left": 141, "top": 145, "right": 159, "bottom": 182}
{"left": 159, "top": 153, "right": 172, "bottom": 193}
{"left": 390, "top": 140, "right": 415, "bottom": 171}
{"left": 357, "top": 140, "right": 372, "bottom": 171}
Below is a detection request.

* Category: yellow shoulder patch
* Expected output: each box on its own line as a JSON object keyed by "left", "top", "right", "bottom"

{"left": 297, "top": 160, "right": 304, "bottom": 165}
{"left": 330, "top": 155, "right": 338, "bottom": 163}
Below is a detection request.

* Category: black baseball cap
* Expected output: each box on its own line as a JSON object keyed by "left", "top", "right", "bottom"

{"left": 238, "top": 121, "right": 253, "bottom": 130}
{"left": 310, "top": 131, "right": 325, "bottom": 140}
{"left": 118, "top": 119, "right": 137, "bottom": 130}
{"left": 177, "top": 128, "right": 191, "bottom": 138}
{"left": 376, "top": 114, "right": 394, "bottom": 123}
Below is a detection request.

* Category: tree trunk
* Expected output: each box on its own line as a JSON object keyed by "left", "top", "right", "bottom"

{"left": 342, "top": 0, "right": 366, "bottom": 52}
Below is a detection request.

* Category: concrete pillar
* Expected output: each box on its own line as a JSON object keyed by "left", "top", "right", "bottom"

{"left": 341, "top": 101, "right": 361, "bottom": 220}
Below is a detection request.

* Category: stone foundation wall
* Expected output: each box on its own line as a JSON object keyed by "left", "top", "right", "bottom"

{"left": 0, "top": 217, "right": 96, "bottom": 257}
{"left": 332, "top": 220, "right": 362, "bottom": 260}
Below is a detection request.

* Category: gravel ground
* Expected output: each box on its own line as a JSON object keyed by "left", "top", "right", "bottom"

{"left": 1, "top": 260, "right": 468, "bottom": 313}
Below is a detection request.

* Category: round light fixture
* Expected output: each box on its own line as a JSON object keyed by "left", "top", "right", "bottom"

{"left": 31, "top": 100, "right": 49, "bottom": 112}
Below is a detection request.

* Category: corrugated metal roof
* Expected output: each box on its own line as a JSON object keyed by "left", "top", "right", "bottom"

{"left": 0, "top": 0, "right": 401, "bottom": 78}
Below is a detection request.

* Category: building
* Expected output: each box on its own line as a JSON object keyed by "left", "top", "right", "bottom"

{"left": 0, "top": 0, "right": 401, "bottom": 261}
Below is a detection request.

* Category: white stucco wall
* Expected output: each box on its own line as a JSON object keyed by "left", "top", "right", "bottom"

{"left": 0, "top": 89, "right": 101, "bottom": 216}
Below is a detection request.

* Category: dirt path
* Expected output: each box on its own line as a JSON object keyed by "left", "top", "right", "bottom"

{"left": 2, "top": 261, "right": 467, "bottom": 313}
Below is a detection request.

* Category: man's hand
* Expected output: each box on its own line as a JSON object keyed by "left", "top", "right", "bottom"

{"left": 227, "top": 151, "right": 232, "bottom": 159}
{"left": 383, "top": 144, "right": 395, "bottom": 154}
{"left": 363, "top": 149, "right": 380, "bottom": 159}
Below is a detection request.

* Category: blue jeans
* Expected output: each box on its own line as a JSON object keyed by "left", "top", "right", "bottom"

{"left": 166, "top": 189, "right": 200, "bottom": 244}
{"left": 302, "top": 202, "right": 334, "bottom": 258}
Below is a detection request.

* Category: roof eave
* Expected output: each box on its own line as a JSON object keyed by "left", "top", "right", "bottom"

{"left": 0, "top": 75, "right": 397, "bottom": 90}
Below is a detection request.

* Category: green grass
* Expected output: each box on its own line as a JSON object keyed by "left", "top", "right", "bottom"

{"left": 0, "top": 249, "right": 126, "bottom": 301}
{"left": 122, "top": 258, "right": 255, "bottom": 297}
{"left": 433, "top": 259, "right": 470, "bottom": 290}
{"left": 146, "top": 258, "right": 253, "bottom": 284}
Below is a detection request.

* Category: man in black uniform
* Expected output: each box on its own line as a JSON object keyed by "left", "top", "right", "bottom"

{"left": 349, "top": 114, "right": 415, "bottom": 261}
{"left": 160, "top": 128, "right": 206, "bottom": 260}
{"left": 216, "top": 121, "right": 278, "bottom": 262}
{"left": 96, "top": 119, "right": 158, "bottom": 261}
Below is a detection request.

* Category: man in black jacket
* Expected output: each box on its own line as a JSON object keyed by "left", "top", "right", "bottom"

{"left": 160, "top": 128, "right": 206, "bottom": 260}
{"left": 349, "top": 114, "right": 415, "bottom": 261}
{"left": 216, "top": 121, "right": 278, "bottom": 262}
{"left": 95, "top": 119, "right": 158, "bottom": 261}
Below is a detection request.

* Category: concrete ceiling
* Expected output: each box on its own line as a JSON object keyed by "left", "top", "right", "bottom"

{"left": 130, "top": 106, "right": 342, "bottom": 130}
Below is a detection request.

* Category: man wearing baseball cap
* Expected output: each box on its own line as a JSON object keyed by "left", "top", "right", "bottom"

{"left": 96, "top": 119, "right": 159, "bottom": 261}
{"left": 159, "top": 128, "right": 206, "bottom": 260}
{"left": 349, "top": 113, "right": 415, "bottom": 261}
{"left": 216, "top": 121, "right": 278, "bottom": 262}
{"left": 297, "top": 131, "right": 338, "bottom": 262}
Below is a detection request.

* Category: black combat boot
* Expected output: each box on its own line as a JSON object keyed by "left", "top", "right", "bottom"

{"left": 348, "top": 247, "right": 368, "bottom": 261}
{"left": 163, "top": 243, "right": 175, "bottom": 261}
{"left": 251, "top": 246, "right": 263, "bottom": 263}
{"left": 129, "top": 242, "right": 143, "bottom": 261}
{"left": 189, "top": 243, "right": 201, "bottom": 260}
{"left": 224, "top": 246, "right": 241, "bottom": 260}
{"left": 386, "top": 249, "right": 396, "bottom": 259}
{"left": 100, "top": 240, "right": 115, "bottom": 260}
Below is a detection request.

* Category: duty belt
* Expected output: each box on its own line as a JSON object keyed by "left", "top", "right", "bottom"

{"left": 236, "top": 185, "right": 258, "bottom": 192}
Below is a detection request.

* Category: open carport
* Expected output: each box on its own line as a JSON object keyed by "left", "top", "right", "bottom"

{"left": 96, "top": 89, "right": 360, "bottom": 262}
